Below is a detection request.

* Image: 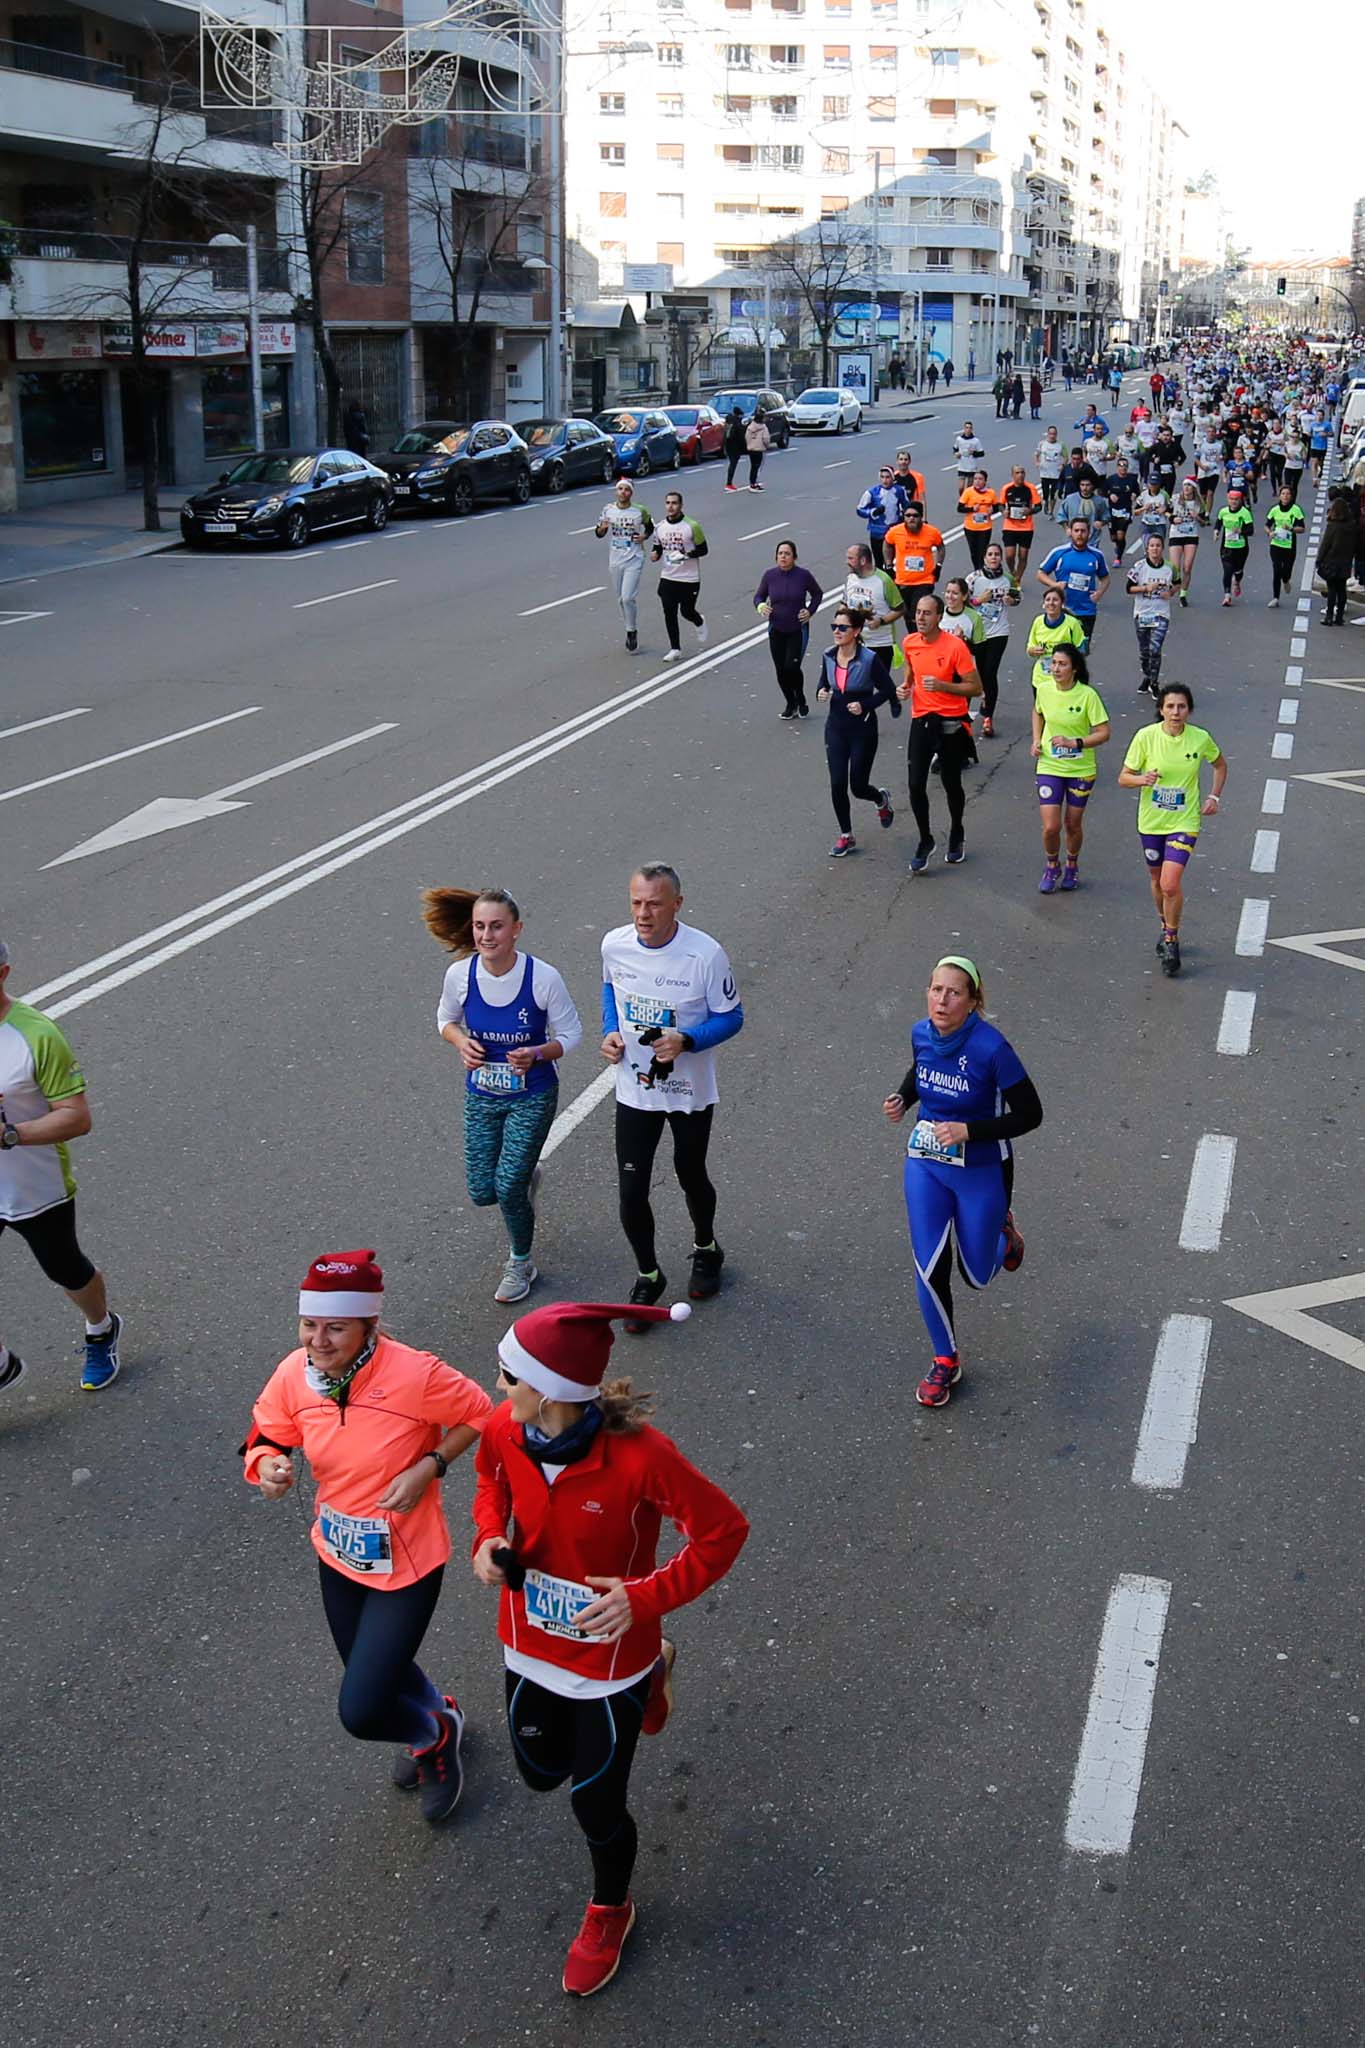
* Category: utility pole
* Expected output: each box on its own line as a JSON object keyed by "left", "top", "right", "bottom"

{"left": 763, "top": 272, "right": 772, "bottom": 389}
{"left": 868, "top": 150, "right": 881, "bottom": 388}
{"left": 246, "top": 224, "right": 264, "bottom": 454}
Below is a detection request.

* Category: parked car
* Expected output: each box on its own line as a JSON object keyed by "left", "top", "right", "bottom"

{"left": 708, "top": 389, "right": 792, "bottom": 449}
{"left": 179, "top": 447, "right": 392, "bottom": 550}
{"left": 789, "top": 387, "right": 863, "bottom": 435}
{"left": 521, "top": 417, "right": 617, "bottom": 493}
{"left": 375, "top": 419, "right": 532, "bottom": 513}
{"left": 661, "top": 404, "right": 727, "bottom": 463}
{"left": 593, "top": 407, "right": 682, "bottom": 477}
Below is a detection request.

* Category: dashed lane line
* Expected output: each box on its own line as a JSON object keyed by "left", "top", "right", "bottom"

{"left": 518, "top": 586, "right": 604, "bottom": 617}
{"left": 1235, "top": 899, "right": 1270, "bottom": 957}
{"left": 1131, "top": 1315, "right": 1213, "bottom": 1491}
{"left": 0, "top": 707, "right": 89, "bottom": 743}
{"left": 0, "top": 707, "right": 260, "bottom": 806}
{"left": 1216, "top": 990, "right": 1257, "bottom": 1057}
{"left": 293, "top": 580, "right": 398, "bottom": 610}
{"left": 1065, "top": 1574, "right": 1171, "bottom": 1857}
{"left": 1178, "top": 1134, "right": 1237, "bottom": 1253}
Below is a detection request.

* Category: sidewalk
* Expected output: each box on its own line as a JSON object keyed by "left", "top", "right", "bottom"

{"left": 0, "top": 488, "right": 190, "bottom": 587}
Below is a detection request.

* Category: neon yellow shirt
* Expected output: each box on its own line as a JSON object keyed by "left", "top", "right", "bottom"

{"left": 1034, "top": 679, "right": 1108, "bottom": 779}
{"left": 1026, "top": 611, "right": 1087, "bottom": 693}
{"left": 1124, "top": 721, "right": 1221, "bottom": 836}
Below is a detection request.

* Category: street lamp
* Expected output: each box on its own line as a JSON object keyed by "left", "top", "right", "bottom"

{"left": 210, "top": 229, "right": 263, "bottom": 453}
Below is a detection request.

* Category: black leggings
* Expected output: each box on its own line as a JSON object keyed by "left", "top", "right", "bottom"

{"left": 747, "top": 451, "right": 765, "bottom": 487}
{"left": 1270, "top": 546, "right": 1297, "bottom": 600}
{"left": 907, "top": 716, "right": 971, "bottom": 844}
{"left": 659, "top": 579, "right": 703, "bottom": 650}
{"left": 615, "top": 1100, "right": 716, "bottom": 1272}
{"left": 1322, "top": 572, "right": 1348, "bottom": 624}
{"left": 825, "top": 713, "right": 882, "bottom": 833}
{"left": 975, "top": 637, "right": 1006, "bottom": 718}
{"left": 767, "top": 626, "right": 808, "bottom": 710}
{"left": 0, "top": 1197, "right": 96, "bottom": 1291}
{"left": 965, "top": 529, "right": 991, "bottom": 571}
{"left": 506, "top": 1669, "right": 651, "bottom": 1906}
{"left": 1220, "top": 548, "right": 1247, "bottom": 593}
{"left": 318, "top": 1560, "right": 446, "bottom": 1749}
{"left": 1040, "top": 477, "right": 1059, "bottom": 514}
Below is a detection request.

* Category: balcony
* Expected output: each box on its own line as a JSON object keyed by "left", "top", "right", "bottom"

{"left": 408, "top": 119, "right": 529, "bottom": 168}
{"left": 0, "top": 38, "right": 283, "bottom": 172}
{"left": 8, "top": 226, "right": 293, "bottom": 321}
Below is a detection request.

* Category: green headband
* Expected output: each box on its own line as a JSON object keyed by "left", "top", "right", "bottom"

{"left": 935, "top": 954, "right": 981, "bottom": 990}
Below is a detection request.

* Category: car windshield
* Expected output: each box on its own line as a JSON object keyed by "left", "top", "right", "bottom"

{"left": 521, "top": 422, "right": 563, "bottom": 448}
{"left": 596, "top": 411, "right": 642, "bottom": 433}
{"left": 798, "top": 390, "right": 838, "bottom": 404}
{"left": 665, "top": 408, "right": 699, "bottom": 425}
{"left": 431, "top": 429, "right": 472, "bottom": 455}
{"left": 390, "top": 427, "right": 454, "bottom": 454}
{"left": 712, "top": 393, "right": 756, "bottom": 416}
{"left": 224, "top": 454, "right": 315, "bottom": 486}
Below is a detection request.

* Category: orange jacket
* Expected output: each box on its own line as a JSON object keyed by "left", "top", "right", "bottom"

{"left": 957, "top": 486, "right": 998, "bottom": 532}
{"left": 244, "top": 1335, "right": 492, "bottom": 1587}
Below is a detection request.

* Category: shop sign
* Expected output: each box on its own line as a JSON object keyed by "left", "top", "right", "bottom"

{"left": 102, "top": 323, "right": 197, "bottom": 359}
{"left": 255, "top": 320, "right": 296, "bottom": 356}
{"left": 13, "top": 321, "right": 103, "bottom": 362}
{"left": 195, "top": 321, "right": 248, "bottom": 358}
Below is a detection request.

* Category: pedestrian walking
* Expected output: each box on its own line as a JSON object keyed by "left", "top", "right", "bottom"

{"left": 941, "top": 357, "right": 955, "bottom": 391}
{"left": 744, "top": 412, "right": 771, "bottom": 490}
{"left": 723, "top": 407, "right": 747, "bottom": 491}
{"left": 651, "top": 489, "right": 709, "bottom": 660}
{"left": 344, "top": 400, "right": 370, "bottom": 458}
{"left": 1029, "top": 373, "right": 1043, "bottom": 420}
{"left": 753, "top": 539, "right": 823, "bottom": 719}
{"left": 1317, "top": 495, "right": 1355, "bottom": 624}
{"left": 992, "top": 374, "right": 1007, "bottom": 420}
{"left": 926, "top": 362, "right": 939, "bottom": 396}
{"left": 968, "top": 350, "right": 977, "bottom": 381}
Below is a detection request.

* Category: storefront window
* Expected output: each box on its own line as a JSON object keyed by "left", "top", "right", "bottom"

{"left": 201, "top": 363, "right": 290, "bottom": 460}
{"left": 19, "top": 369, "right": 107, "bottom": 479}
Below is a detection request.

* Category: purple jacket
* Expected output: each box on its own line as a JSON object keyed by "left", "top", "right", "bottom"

{"left": 754, "top": 564, "right": 824, "bottom": 634}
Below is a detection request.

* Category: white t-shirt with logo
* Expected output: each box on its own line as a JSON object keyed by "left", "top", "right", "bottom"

{"left": 954, "top": 434, "right": 984, "bottom": 473}
{"left": 1036, "top": 438, "right": 1064, "bottom": 478}
{"left": 601, "top": 920, "right": 740, "bottom": 1113}
{"left": 1128, "top": 557, "right": 1176, "bottom": 623}
{"left": 599, "top": 502, "right": 652, "bottom": 559}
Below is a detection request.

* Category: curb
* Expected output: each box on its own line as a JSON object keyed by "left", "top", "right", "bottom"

{"left": 0, "top": 535, "right": 182, "bottom": 589}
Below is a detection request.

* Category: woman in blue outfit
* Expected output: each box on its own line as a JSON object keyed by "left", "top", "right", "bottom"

{"left": 883, "top": 956, "right": 1043, "bottom": 1408}
{"left": 817, "top": 603, "right": 902, "bottom": 860}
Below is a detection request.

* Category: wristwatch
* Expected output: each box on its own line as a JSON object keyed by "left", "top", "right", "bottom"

{"left": 424, "top": 1449, "right": 449, "bottom": 1479}
{"left": 1, "top": 1121, "right": 19, "bottom": 1150}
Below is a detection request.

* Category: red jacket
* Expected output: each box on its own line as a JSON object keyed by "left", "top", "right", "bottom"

{"left": 471, "top": 1404, "right": 749, "bottom": 1684}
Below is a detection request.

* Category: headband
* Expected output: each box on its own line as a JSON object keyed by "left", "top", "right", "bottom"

{"left": 935, "top": 954, "right": 980, "bottom": 991}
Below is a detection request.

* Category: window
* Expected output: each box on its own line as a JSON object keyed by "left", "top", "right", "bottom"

{"left": 770, "top": 44, "right": 802, "bottom": 65}
{"left": 724, "top": 0, "right": 751, "bottom": 7}
{"left": 658, "top": 41, "right": 683, "bottom": 63}
{"left": 825, "top": 0, "right": 850, "bottom": 11}
{"left": 758, "top": 143, "right": 803, "bottom": 168}
{"left": 771, "top": 94, "right": 798, "bottom": 117}
{"left": 870, "top": 45, "right": 896, "bottom": 66}
{"left": 929, "top": 98, "right": 957, "bottom": 116}
{"left": 657, "top": 141, "right": 684, "bottom": 162}
{"left": 717, "top": 247, "right": 758, "bottom": 265}
{"left": 931, "top": 45, "right": 960, "bottom": 65}
{"left": 600, "top": 142, "right": 625, "bottom": 164}
{"left": 868, "top": 94, "right": 895, "bottom": 119}
{"left": 657, "top": 241, "right": 683, "bottom": 266}
{"left": 821, "top": 147, "right": 849, "bottom": 171}
{"left": 340, "top": 45, "right": 379, "bottom": 99}
{"left": 517, "top": 213, "right": 544, "bottom": 259}
{"left": 871, "top": 0, "right": 898, "bottom": 13}
{"left": 772, "top": 0, "right": 804, "bottom": 11}
{"left": 869, "top": 145, "right": 893, "bottom": 169}
{"left": 722, "top": 143, "right": 754, "bottom": 163}
{"left": 925, "top": 146, "right": 957, "bottom": 167}
{"left": 724, "top": 95, "right": 752, "bottom": 112}
{"left": 925, "top": 246, "right": 951, "bottom": 267}
{"left": 599, "top": 92, "right": 624, "bottom": 114}
{"left": 726, "top": 43, "right": 753, "bottom": 65}
{"left": 18, "top": 368, "right": 106, "bottom": 479}
{"left": 600, "top": 190, "right": 627, "bottom": 217}
{"left": 658, "top": 93, "right": 683, "bottom": 115}
{"left": 345, "top": 189, "right": 384, "bottom": 284}
{"left": 822, "top": 94, "right": 849, "bottom": 116}
{"left": 657, "top": 191, "right": 685, "bottom": 218}
{"left": 821, "top": 193, "right": 849, "bottom": 216}
{"left": 823, "top": 43, "right": 850, "bottom": 66}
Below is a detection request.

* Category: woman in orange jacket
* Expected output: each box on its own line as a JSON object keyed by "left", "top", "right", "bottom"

{"left": 472, "top": 1297, "right": 748, "bottom": 1999}
{"left": 242, "top": 1250, "right": 491, "bottom": 1824}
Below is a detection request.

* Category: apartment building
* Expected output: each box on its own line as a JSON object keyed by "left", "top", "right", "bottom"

{"left": 1240, "top": 254, "right": 1356, "bottom": 333}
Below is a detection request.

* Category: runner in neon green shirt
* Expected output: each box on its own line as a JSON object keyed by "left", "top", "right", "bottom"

{"left": 1117, "top": 680, "right": 1228, "bottom": 976}
{"left": 1024, "top": 588, "right": 1087, "bottom": 693}
{"left": 1030, "top": 642, "right": 1110, "bottom": 893}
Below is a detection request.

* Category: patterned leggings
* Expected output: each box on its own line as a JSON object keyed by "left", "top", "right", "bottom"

{"left": 462, "top": 1086, "right": 558, "bottom": 1257}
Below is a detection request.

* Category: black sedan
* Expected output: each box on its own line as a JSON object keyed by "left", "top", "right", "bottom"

{"left": 375, "top": 420, "right": 532, "bottom": 513}
{"left": 521, "top": 417, "right": 617, "bottom": 493}
{"left": 180, "top": 448, "right": 392, "bottom": 549}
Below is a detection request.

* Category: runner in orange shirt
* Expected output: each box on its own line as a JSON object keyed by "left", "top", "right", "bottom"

{"left": 957, "top": 469, "right": 998, "bottom": 572}
{"left": 884, "top": 503, "right": 945, "bottom": 618}
{"left": 1000, "top": 465, "right": 1041, "bottom": 583}
{"left": 896, "top": 591, "right": 983, "bottom": 872}
{"left": 893, "top": 447, "right": 928, "bottom": 512}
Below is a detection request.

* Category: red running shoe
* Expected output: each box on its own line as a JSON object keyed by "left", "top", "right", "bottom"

{"left": 916, "top": 1355, "right": 962, "bottom": 1408}
{"left": 1002, "top": 1211, "right": 1025, "bottom": 1271}
{"left": 563, "top": 1900, "right": 636, "bottom": 1997}
{"left": 642, "top": 1639, "right": 677, "bottom": 1736}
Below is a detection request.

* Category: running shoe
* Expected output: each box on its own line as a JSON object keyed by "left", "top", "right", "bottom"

{"left": 1038, "top": 862, "right": 1061, "bottom": 894}
{"left": 1002, "top": 1211, "right": 1025, "bottom": 1272}
{"left": 1221, "top": 595, "right": 1231, "bottom": 607}
{"left": 915, "top": 1355, "right": 962, "bottom": 1409}
{"left": 626, "top": 630, "right": 639, "bottom": 653}
{"left": 695, "top": 619, "right": 709, "bottom": 646}
{"left": 663, "top": 648, "right": 683, "bottom": 663}
{"left": 494, "top": 1255, "right": 537, "bottom": 1304}
{"left": 688, "top": 1244, "right": 725, "bottom": 1300}
{"left": 780, "top": 705, "right": 798, "bottom": 721}
{"left": 563, "top": 1900, "right": 636, "bottom": 1997}
{"left": 0, "top": 1353, "right": 27, "bottom": 1396}
{"left": 1266, "top": 598, "right": 1278, "bottom": 609}
{"left": 81, "top": 1311, "right": 122, "bottom": 1392}
{"left": 945, "top": 833, "right": 966, "bottom": 865}
{"left": 394, "top": 1694, "right": 457, "bottom": 1790}
{"left": 1234, "top": 576, "right": 1243, "bottom": 596}
{"left": 980, "top": 717, "right": 995, "bottom": 738}
{"left": 1159, "top": 934, "right": 1182, "bottom": 977}
{"left": 417, "top": 1702, "right": 466, "bottom": 1824}
{"left": 642, "top": 1639, "right": 677, "bottom": 1737}
{"left": 909, "top": 838, "right": 935, "bottom": 874}
{"left": 829, "top": 833, "right": 856, "bottom": 858}
{"left": 724, "top": 482, "right": 738, "bottom": 491}
{"left": 876, "top": 788, "right": 895, "bottom": 828}
{"left": 1179, "top": 590, "right": 1188, "bottom": 607}
{"left": 797, "top": 697, "right": 810, "bottom": 717}
{"left": 750, "top": 482, "right": 765, "bottom": 491}
{"left": 623, "top": 1270, "right": 667, "bottom": 1334}
{"left": 1059, "top": 860, "right": 1080, "bottom": 891}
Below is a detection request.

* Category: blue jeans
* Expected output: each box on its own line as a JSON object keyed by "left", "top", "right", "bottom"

{"left": 463, "top": 1084, "right": 558, "bottom": 1256}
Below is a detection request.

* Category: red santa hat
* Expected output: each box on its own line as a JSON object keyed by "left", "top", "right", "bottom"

{"left": 298, "top": 1249, "right": 384, "bottom": 1319}
{"left": 498, "top": 1299, "right": 690, "bottom": 1403}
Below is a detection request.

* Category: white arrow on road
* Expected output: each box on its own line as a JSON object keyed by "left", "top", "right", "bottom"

{"left": 1292, "top": 766, "right": 1365, "bottom": 798}
{"left": 1268, "top": 927, "right": 1365, "bottom": 974}
{"left": 45, "top": 724, "right": 397, "bottom": 867}
{"left": 1226, "top": 1274, "right": 1365, "bottom": 1377}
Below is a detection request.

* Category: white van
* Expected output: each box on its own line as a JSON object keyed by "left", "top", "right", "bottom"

{"left": 1337, "top": 379, "right": 1365, "bottom": 450}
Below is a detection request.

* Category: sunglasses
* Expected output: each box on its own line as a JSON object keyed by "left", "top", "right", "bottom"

{"left": 832, "top": 621, "right": 856, "bottom": 632}
{"left": 501, "top": 1369, "right": 520, "bottom": 1386}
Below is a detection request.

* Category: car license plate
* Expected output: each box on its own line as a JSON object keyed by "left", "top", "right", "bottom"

{"left": 203, "top": 521, "right": 236, "bottom": 534}
{"left": 394, "top": 484, "right": 410, "bottom": 495}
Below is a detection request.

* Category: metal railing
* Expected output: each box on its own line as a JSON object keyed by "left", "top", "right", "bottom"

{"left": 0, "top": 36, "right": 129, "bottom": 89}
{"left": 408, "top": 120, "right": 528, "bottom": 167}
{"left": 0, "top": 40, "right": 280, "bottom": 146}
{"left": 11, "top": 227, "right": 290, "bottom": 291}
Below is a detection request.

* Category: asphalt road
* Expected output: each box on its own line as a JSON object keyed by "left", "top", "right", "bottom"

{"left": 2, "top": 378, "right": 1362, "bottom": 2048}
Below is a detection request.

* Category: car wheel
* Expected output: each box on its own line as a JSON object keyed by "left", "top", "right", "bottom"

{"left": 366, "top": 493, "right": 388, "bottom": 531}
{"left": 636, "top": 451, "right": 651, "bottom": 477}
{"left": 450, "top": 476, "right": 475, "bottom": 517}
{"left": 546, "top": 464, "right": 566, "bottom": 494}
{"left": 508, "top": 469, "right": 531, "bottom": 505}
{"left": 835, "top": 417, "right": 845, "bottom": 436}
{"left": 602, "top": 454, "right": 616, "bottom": 484}
{"left": 853, "top": 412, "right": 862, "bottom": 433}
{"left": 283, "top": 507, "right": 309, "bottom": 550}
{"left": 671, "top": 447, "right": 683, "bottom": 470}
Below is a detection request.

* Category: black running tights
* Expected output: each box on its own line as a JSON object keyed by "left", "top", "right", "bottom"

{"left": 907, "top": 717, "right": 971, "bottom": 844}
{"left": 615, "top": 1101, "right": 716, "bottom": 1273}
{"left": 825, "top": 714, "right": 882, "bottom": 833}
{"left": 318, "top": 1561, "right": 445, "bottom": 1748}
{"left": 975, "top": 637, "right": 1005, "bottom": 719}
{"left": 768, "top": 626, "right": 807, "bottom": 710}
{"left": 506, "top": 1669, "right": 651, "bottom": 1905}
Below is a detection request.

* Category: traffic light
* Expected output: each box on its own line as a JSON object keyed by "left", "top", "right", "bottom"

{"left": 1277, "top": 276, "right": 1287, "bottom": 297}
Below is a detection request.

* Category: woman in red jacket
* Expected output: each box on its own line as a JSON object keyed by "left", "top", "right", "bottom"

{"left": 243, "top": 1250, "right": 492, "bottom": 1824}
{"left": 472, "top": 1297, "right": 748, "bottom": 1999}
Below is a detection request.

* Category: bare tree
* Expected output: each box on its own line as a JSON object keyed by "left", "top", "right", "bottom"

{"left": 293, "top": 155, "right": 393, "bottom": 445}
{"left": 760, "top": 217, "right": 871, "bottom": 384}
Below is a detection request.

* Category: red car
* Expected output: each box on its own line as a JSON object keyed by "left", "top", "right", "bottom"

{"left": 662, "top": 404, "right": 726, "bottom": 463}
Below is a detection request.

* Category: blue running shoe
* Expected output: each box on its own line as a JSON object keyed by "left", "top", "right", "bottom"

{"left": 909, "top": 838, "right": 936, "bottom": 875}
{"left": 81, "top": 1311, "right": 122, "bottom": 1392}
{"left": 1038, "top": 863, "right": 1061, "bottom": 894}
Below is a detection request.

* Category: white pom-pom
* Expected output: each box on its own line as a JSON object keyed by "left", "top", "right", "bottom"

{"left": 669, "top": 1301, "right": 692, "bottom": 1322}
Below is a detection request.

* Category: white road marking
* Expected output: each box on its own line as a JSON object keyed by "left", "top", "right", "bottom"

{"left": 1178, "top": 1133, "right": 1237, "bottom": 1253}
{"left": 1284, "top": 664, "right": 1302, "bottom": 685}
{"left": 1294, "top": 766, "right": 1365, "bottom": 797}
{"left": 1290, "top": 636, "right": 1307, "bottom": 657}
{"left": 738, "top": 522, "right": 791, "bottom": 541}
{"left": 566, "top": 525, "right": 598, "bottom": 535}
{"left": 1271, "top": 731, "right": 1294, "bottom": 760}
{"left": 518, "top": 586, "right": 604, "bottom": 617}
{"left": 0, "top": 707, "right": 89, "bottom": 742}
{"left": 1132, "top": 1315, "right": 1213, "bottom": 1491}
{"left": 335, "top": 538, "right": 375, "bottom": 550}
{"left": 0, "top": 609, "right": 54, "bottom": 627}
{"left": 822, "top": 459, "right": 852, "bottom": 469}
{"left": 1235, "top": 898, "right": 1270, "bottom": 956}
{"left": 1227, "top": 1272, "right": 1365, "bottom": 1377}
{"left": 1295, "top": 597, "right": 1311, "bottom": 614}
{"left": 1250, "top": 830, "right": 1279, "bottom": 873}
{"left": 999, "top": 443, "right": 1016, "bottom": 450}
{"left": 1216, "top": 989, "right": 1257, "bottom": 1057}
{"left": 293, "top": 579, "right": 398, "bottom": 610}
{"left": 1261, "top": 778, "right": 1286, "bottom": 814}
{"left": 538, "top": 1068, "right": 617, "bottom": 1160}
{"left": 1065, "top": 1574, "right": 1171, "bottom": 1857}
{"left": 1267, "top": 926, "right": 1365, "bottom": 974}
{"left": 1277, "top": 698, "right": 1298, "bottom": 723}
{"left": 0, "top": 708, "right": 259, "bottom": 807}
{"left": 384, "top": 528, "right": 420, "bottom": 538}
{"left": 1306, "top": 677, "right": 1365, "bottom": 694}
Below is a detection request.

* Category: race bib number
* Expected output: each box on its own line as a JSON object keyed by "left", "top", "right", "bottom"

{"left": 318, "top": 1503, "right": 393, "bottom": 1575}
{"left": 522, "top": 1567, "right": 596, "bottom": 1638}
{"left": 907, "top": 1119, "right": 965, "bottom": 1166}
{"left": 1050, "top": 735, "right": 1083, "bottom": 759}
{"left": 472, "top": 1060, "right": 526, "bottom": 1094}
{"left": 1136, "top": 607, "right": 1166, "bottom": 628}
{"left": 1067, "top": 570, "right": 1091, "bottom": 592}
{"left": 906, "top": 552, "right": 925, "bottom": 573}
{"left": 1151, "top": 785, "right": 1185, "bottom": 811}
{"left": 622, "top": 992, "right": 677, "bottom": 1030}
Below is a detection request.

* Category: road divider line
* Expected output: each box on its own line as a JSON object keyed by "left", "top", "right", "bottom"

{"left": 1216, "top": 989, "right": 1256, "bottom": 1057}
{"left": 293, "top": 580, "right": 398, "bottom": 610}
{"left": 0, "top": 707, "right": 90, "bottom": 742}
{"left": 1132, "top": 1315, "right": 1212, "bottom": 1491}
{"left": 1261, "top": 778, "right": 1286, "bottom": 815}
{"left": 822, "top": 459, "right": 852, "bottom": 469}
{"left": 1178, "top": 1133, "right": 1236, "bottom": 1253}
{"left": 1271, "top": 732, "right": 1294, "bottom": 761}
{"left": 538, "top": 1068, "right": 616, "bottom": 1160}
{"left": 0, "top": 707, "right": 260, "bottom": 806}
{"left": 1235, "top": 898, "right": 1270, "bottom": 957}
{"left": 214, "top": 724, "right": 398, "bottom": 800}
{"left": 1065, "top": 1574, "right": 1171, "bottom": 1857}
{"left": 738, "top": 522, "right": 791, "bottom": 541}
{"left": 1284, "top": 665, "right": 1302, "bottom": 686}
{"left": 566, "top": 524, "right": 598, "bottom": 535}
{"left": 1277, "top": 698, "right": 1298, "bottom": 724}
{"left": 1290, "top": 637, "right": 1307, "bottom": 657}
{"left": 518, "top": 586, "right": 604, "bottom": 617}
{"left": 1250, "top": 829, "right": 1280, "bottom": 874}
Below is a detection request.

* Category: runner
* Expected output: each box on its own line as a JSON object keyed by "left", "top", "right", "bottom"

{"left": 1264, "top": 485, "right": 1306, "bottom": 607}
{"left": 1030, "top": 643, "right": 1111, "bottom": 893}
{"left": 953, "top": 420, "right": 985, "bottom": 492}
{"left": 1117, "top": 682, "right": 1227, "bottom": 976}
{"left": 965, "top": 539, "right": 1019, "bottom": 738}
{"left": 1167, "top": 479, "right": 1203, "bottom": 607}
{"left": 1036, "top": 517, "right": 1110, "bottom": 649}
{"left": 1215, "top": 486, "right": 1255, "bottom": 605}
{"left": 855, "top": 464, "right": 909, "bottom": 571}
{"left": 1057, "top": 473, "right": 1111, "bottom": 543}
{"left": 842, "top": 541, "right": 906, "bottom": 683}
{"left": 816, "top": 604, "right": 901, "bottom": 857}
{"left": 753, "top": 539, "right": 823, "bottom": 718}
{"left": 892, "top": 447, "right": 928, "bottom": 511}
{"left": 957, "top": 468, "right": 998, "bottom": 572}
{"left": 883, "top": 505, "right": 945, "bottom": 622}
{"left": 601, "top": 866, "right": 742, "bottom": 1318}
{"left": 896, "top": 591, "right": 983, "bottom": 873}
{"left": 1024, "top": 587, "right": 1086, "bottom": 695}
{"left": 1035, "top": 425, "right": 1065, "bottom": 517}
{"left": 1308, "top": 409, "right": 1330, "bottom": 485}
{"left": 1134, "top": 475, "right": 1172, "bottom": 548}
{"left": 1107, "top": 456, "right": 1137, "bottom": 567}
{"left": 242, "top": 1250, "right": 492, "bottom": 1823}
{"left": 0, "top": 940, "right": 122, "bottom": 1395}
{"left": 1282, "top": 423, "right": 1307, "bottom": 505}
{"left": 1126, "top": 533, "right": 1180, "bottom": 698}
{"left": 472, "top": 1297, "right": 748, "bottom": 1996}
{"left": 882, "top": 956, "right": 1042, "bottom": 1409}
{"left": 1195, "top": 425, "right": 1224, "bottom": 522}
{"left": 427, "top": 887, "right": 583, "bottom": 1305}
{"left": 650, "top": 490, "right": 709, "bottom": 663}
{"left": 1000, "top": 464, "right": 1041, "bottom": 582}
{"left": 595, "top": 479, "right": 654, "bottom": 654}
